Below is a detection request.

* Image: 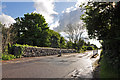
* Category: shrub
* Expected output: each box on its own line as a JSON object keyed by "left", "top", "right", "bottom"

{"left": 9, "top": 44, "right": 25, "bottom": 58}
{"left": 81, "top": 46, "right": 87, "bottom": 51}
{"left": 100, "top": 55, "right": 119, "bottom": 78}
{"left": 13, "top": 44, "right": 37, "bottom": 48}
{"left": 2, "top": 54, "right": 16, "bottom": 60}
{"left": 14, "top": 46, "right": 24, "bottom": 58}
{"left": 8, "top": 44, "right": 38, "bottom": 58}
{"left": 87, "top": 46, "right": 94, "bottom": 50}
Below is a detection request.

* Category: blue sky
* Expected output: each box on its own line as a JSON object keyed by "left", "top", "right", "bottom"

{"left": 2, "top": 2, "right": 76, "bottom": 19}
{"left": 0, "top": 1, "right": 102, "bottom": 47}
{"left": 1, "top": 1, "right": 80, "bottom": 30}
{"left": 2, "top": 2, "right": 35, "bottom": 18}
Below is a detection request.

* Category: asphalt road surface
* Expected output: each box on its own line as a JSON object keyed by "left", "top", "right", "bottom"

{"left": 2, "top": 50, "right": 101, "bottom": 78}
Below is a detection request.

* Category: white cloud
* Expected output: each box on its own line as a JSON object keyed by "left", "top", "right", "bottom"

{"left": 75, "top": 0, "right": 89, "bottom": 8}
{"left": 53, "top": 0, "right": 88, "bottom": 42}
{"left": 54, "top": 0, "right": 102, "bottom": 48}
{"left": 62, "top": 11, "right": 65, "bottom": 13}
{"left": 54, "top": 0, "right": 89, "bottom": 31}
{"left": 61, "top": 0, "right": 89, "bottom": 13}
{"left": 50, "top": 20, "right": 59, "bottom": 30}
{"left": 0, "top": 14, "right": 16, "bottom": 28}
{"left": 55, "top": 8, "right": 84, "bottom": 31}
{"left": 33, "top": 0, "right": 58, "bottom": 24}
{"left": 60, "top": 32, "right": 69, "bottom": 40}
{"left": 65, "top": 6, "right": 74, "bottom": 13}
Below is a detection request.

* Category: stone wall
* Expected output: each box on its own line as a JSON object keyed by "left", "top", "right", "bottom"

{"left": 22, "top": 47, "right": 76, "bottom": 57}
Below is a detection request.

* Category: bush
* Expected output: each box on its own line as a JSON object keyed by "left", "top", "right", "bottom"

{"left": 87, "top": 46, "right": 94, "bottom": 50}
{"left": 81, "top": 46, "right": 94, "bottom": 51}
{"left": 100, "top": 55, "right": 119, "bottom": 78}
{"left": 13, "top": 44, "right": 37, "bottom": 48}
{"left": 15, "top": 46, "right": 24, "bottom": 58}
{"left": 80, "top": 46, "right": 95, "bottom": 53}
{"left": 9, "top": 44, "right": 38, "bottom": 58}
{"left": 9, "top": 44, "right": 25, "bottom": 58}
{"left": 2, "top": 54, "right": 16, "bottom": 60}
{"left": 81, "top": 46, "right": 88, "bottom": 51}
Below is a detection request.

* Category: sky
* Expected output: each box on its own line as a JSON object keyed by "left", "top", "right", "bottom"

{"left": 0, "top": 0, "right": 102, "bottom": 48}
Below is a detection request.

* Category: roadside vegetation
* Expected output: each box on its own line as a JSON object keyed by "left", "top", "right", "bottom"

{"left": 1, "top": 13, "right": 98, "bottom": 60}
{"left": 81, "top": 2, "right": 120, "bottom": 78}
{"left": 100, "top": 55, "right": 119, "bottom": 78}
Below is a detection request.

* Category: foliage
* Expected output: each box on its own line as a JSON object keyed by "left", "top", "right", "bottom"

{"left": 91, "top": 44, "right": 98, "bottom": 50}
{"left": 2, "top": 53, "right": 16, "bottom": 60}
{"left": 12, "top": 44, "right": 37, "bottom": 48}
{"left": 81, "top": 2, "right": 120, "bottom": 75}
{"left": 100, "top": 55, "right": 120, "bottom": 78}
{"left": 13, "top": 13, "right": 50, "bottom": 47}
{"left": 66, "top": 39, "right": 86, "bottom": 52}
{"left": 76, "top": 39, "right": 85, "bottom": 52}
{"left": 66, "top": 41, "right": 73, "bottom": 49}
{"left": 8, "top": 43, "right": 12, "bottom": 55}
{"left": 9, "top": 44, "right": 40, "bottom": 58}
{"left": 6, "top": 43, "right": 44, "bottom": 59}
{"left": 13, "top": 13, "right": 66, "bottom": 49}
{"left": 60, "top": 37, "right": 66, "bottom": 48}
{"left": 86, "top": 46, "right": 94, "bottom": 50}
{"left": 9, "top": 44, "right": 25, "bottom": 58}
{"left": 64, "top": 23, "right": 85, "bottom": 42}
{"left": 0, "top": 22, "right": 2, "bottom": 27}
{"left": 49, "top": 30, "right": 66, "bottom": 48}
{"left": 49, "top": 30, "right": 61, "bottom": 48}
{"left": 81, "top": 45, "right": 94, "bottom": 52}
{"left": 81, "top": 46, "right": 87, "bottom": 51}
{"left": 2, "top": 25, "right": 17, "bottom": 53}
{"left": 9, "top": 44, "right": 57, "bottom": 58}
{"left": 84, "top": 42, "right": 98, "bottom": 50}
{"left": 64, "top": 23, "right": 86, "bottom": 51}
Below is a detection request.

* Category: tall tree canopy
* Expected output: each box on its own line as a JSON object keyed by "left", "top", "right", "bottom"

{"left": 81, "top": 2, "right": 120, "bottom": 73}
{"left": 2, "top": 24, "right": 17, "bottom": 53}
{"left": 49, "top": 30, "right": 61, "bottom": 48}
{"left": 0, "top": 22, "right": 2, "bottom": 53}
{"left": 14, "top": 13, "right": 50, "bottom": 47}
{"left": 60, "top": 37, "right": 66, "bottom": 48}
{"left": 13, "top": 13, "right": 66, "bottom": 48}
{"left": 49, "top": 30, "right": 66, "bottom": 48}
{"left": 64, "top": 23, "right": 85, "bottom": 43}
{"left": 64, "top": 23, "right": 86, "bottom": 50}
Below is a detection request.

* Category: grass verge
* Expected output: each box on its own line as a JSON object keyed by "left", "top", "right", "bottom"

{"left": 100, "top": 56, "right": 119, "bottom": 78}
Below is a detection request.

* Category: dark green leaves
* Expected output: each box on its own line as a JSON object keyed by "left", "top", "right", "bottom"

{"left": 14, "top": 13, "right": 50, "bottom": 47}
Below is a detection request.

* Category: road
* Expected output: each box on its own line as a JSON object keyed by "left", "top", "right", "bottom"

{"left": 2, "top": 50, "right": 101, "bottom": 78}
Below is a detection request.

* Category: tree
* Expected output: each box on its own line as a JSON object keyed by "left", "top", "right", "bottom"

{"left": 90, "top": 44, "right": 98, "bottom": 49}
{"left": 64, "top": 23, "right": 85, "bottom": 43}
{"left": 13, "top": 13, "right": 50, "bottom": 47}
{"left": 2, "top": 25, "right": 17, "bottom": 53}
{"left": 81, "top": 2, "right": 120, "bottom": 74}
{"left": 66, "top": 41, "right": 73, "bottom": 49}
{"left": 76, "top": 39, "right": 85, "bottom": 52}
{"left": 49, "top": 30, "right": 66, "bottom": 48}
{"left": 60, "top": 37, "right": 66, "bottom": 49}
{"left": 49, "top": 30, "right": 60, "bottom": 48}
{"left": 0, "top": 22, "right": 2, "bottom": 53}
{"left": 64, "top": 23, "right": 86, "bottom": 50}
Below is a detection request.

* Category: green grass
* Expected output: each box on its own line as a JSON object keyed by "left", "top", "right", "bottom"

{"left": 13, "top": 44, "right": 55, "bottom": 49}
{"left": 13, "top": 44, "right": 38, "bottom": 48}
{"left": 100, "top": 56, "right": 119, "bottom": 78}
